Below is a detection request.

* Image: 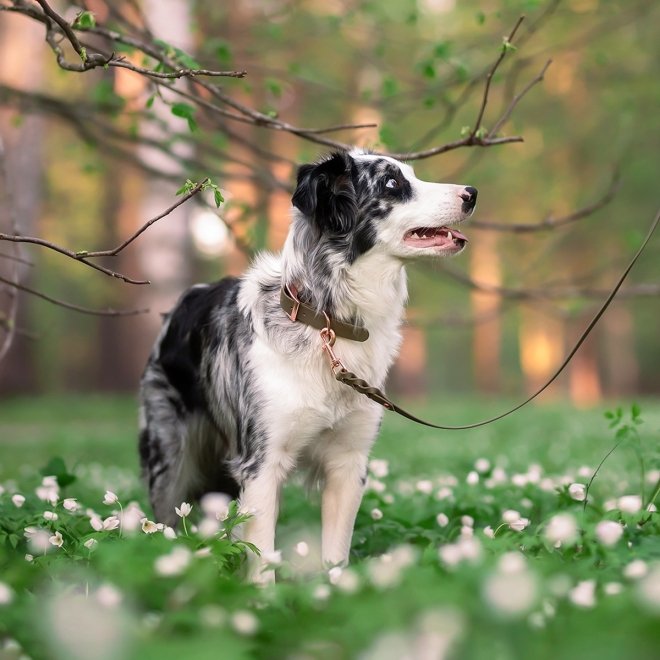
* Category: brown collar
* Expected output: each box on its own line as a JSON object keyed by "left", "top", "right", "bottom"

{"left": 279, "top": 285, "right": 369, "bottom": 342}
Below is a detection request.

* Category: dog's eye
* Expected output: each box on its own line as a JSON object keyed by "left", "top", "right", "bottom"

{"left": 385, "top": 178, "right": 399, "bottom": 189}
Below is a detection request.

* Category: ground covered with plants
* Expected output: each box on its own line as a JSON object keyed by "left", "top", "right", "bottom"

{"left": 0, "top": 396, "right": 658, "bottom": 659}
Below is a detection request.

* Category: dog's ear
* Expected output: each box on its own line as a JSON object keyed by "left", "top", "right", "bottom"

{"left": 292, "top": 152, "right": 357, "bottom": 234}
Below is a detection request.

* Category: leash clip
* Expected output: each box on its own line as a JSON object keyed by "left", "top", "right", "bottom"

{"left": 285, "top": 284, "right": 301, "bottom": 322}
{"left": 320, "top": 324, "right": 344, "bottom": 376}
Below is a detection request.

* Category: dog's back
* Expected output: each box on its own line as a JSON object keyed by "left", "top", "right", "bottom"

{"left": 139, "top": 277, "right": 249, "bottom": 526}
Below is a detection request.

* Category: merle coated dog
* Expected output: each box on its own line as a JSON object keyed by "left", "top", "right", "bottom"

{"left": 139, "top": 150, "right": 477, "bottom": 581}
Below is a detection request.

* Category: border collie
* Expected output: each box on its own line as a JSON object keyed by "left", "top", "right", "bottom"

{"left": 139, "top": 150, "right": 477, "bottom": 581}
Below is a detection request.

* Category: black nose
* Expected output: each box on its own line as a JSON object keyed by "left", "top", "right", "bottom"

{"left": 460, "top": 186, "right": 478, "bottom": 212}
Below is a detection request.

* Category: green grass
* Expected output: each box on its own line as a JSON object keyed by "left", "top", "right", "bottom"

{"left": 0, "top": 395, "right": 659, "bottom": 659}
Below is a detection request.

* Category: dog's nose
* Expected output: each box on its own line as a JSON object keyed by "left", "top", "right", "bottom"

{"left": 460, "top": 186, "right": 478, "bottom": 212}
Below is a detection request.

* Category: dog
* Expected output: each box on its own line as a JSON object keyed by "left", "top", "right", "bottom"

{"left": 138, "top": 150, "right": 477, "bottom": 581}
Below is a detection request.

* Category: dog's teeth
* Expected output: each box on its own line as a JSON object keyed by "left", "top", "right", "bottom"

{"left": 411, "top": 232, "right": 419, "bottom": 238}
{"left": 447, "top": 230, "right": 453, "bottom": 240}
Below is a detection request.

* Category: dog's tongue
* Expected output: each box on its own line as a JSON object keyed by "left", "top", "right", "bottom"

{"left": 449, "top": 228, "right": 468, "bottom": 242}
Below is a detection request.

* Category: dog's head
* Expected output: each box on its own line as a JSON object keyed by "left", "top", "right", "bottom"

{"left": 291, "top": 150, "right": 477, "bottom": 263}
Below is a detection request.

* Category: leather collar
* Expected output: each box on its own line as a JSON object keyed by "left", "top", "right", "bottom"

{"left": 279, "top": 285, "right": 369, "bottom": 342}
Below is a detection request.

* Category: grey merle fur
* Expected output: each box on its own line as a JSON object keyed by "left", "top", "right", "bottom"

{"left": 139, "top": 150, "right": 417, "bottom": 527}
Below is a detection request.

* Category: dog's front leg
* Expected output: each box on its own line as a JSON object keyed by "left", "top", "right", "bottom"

{"left": 320, "top": 409, "right": 381, "bottom": 567}
{"left": 240, "top": 471, "right": 282, "bottom": 585}
{"left": 321, "top": 454, "right": 368, "bottom": 567}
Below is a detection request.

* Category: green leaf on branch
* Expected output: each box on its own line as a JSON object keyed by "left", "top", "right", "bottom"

{"left": 171, "top": 103, "right": 198, "bottom": 132}
{"left": 501, "top": 38, "right": 518, "bottom": 54}
{"left": 73, "top": 11, "right": 96, "bottom": 29}
{"left": 176, "top": 179, "right": 196, "bottom": 196}
{"left": 201, "top": 179, "right": 225, "bottom": 207}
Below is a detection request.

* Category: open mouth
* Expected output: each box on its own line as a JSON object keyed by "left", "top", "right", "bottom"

{"left": 403, "top": 226, "right": 468, "bottom": 251}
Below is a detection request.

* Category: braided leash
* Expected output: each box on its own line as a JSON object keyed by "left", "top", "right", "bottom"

{"left": 321, "top": 209, "right": 659, "bottom": 430}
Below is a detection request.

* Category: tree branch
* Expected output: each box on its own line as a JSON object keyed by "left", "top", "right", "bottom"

{"left": 0, "top": 179, "right": 207, "bottom": 283}
{"left": 0, "top": 274, "right": 148, "bottom": 316}
{"left": 470, "top": 169, "right": 621, "bottom": 232}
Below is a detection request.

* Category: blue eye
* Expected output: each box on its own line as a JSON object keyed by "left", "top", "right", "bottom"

{"left": 385, "top": 178, "right": 399, "bottom": 189}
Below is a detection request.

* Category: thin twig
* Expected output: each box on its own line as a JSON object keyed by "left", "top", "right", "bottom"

{"left": 0, "top": 274, "right": 148, "bottom": 316}
{"left": 83, "top": 179, "right": 207, "bottom": 257}
{"left": 471, "top": 15, "right": 526, "bottom": 139}
{"left": 489, "top": 58, "right": 552, "bottom": 137}
{"left": 470, "top": 169, "right": 621, "bottom": 232}
{"left": 0, "top": 180, "right": 207, "bottom": 283}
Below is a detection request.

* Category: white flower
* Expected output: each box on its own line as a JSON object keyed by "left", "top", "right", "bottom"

{"left": 119, "top": 503, "right": 145, "bottom": 533}
{"left": 436, "top": 513, "right": 449, "bottom": 528}
{"left": 466, "top": 471, "right": 479, "bottom": 486}
{"left": 230, "top": 610, "right": 259, "bottom": 636}
{"left": 84, "top": 538, "right": 98, "bottom": 550}
{"left": 335, "top": 568, "right": 360, "bottom": 593}
{"left": 483, "top": 569, "right": 538, "bottom": 616}
{"left": 416, "top": 480, "right": 433, "bottom": 494}
{"left": 294, "top": 541, "right": 309, "bottom": 557}
{"left": 439, "top": 544, "right": 463, "bottom": 567}
{"left": 43, "top": 511, "right": 58, "bottom": 521}
{"left": 370, "top": 508, "right": 383, "bottom": 520}
{"left": 544, "top": 513, "right": 579, "bottom": 546}
{"left": 509, "top": 517, "right": 530, "bottom": 532}
{"left": 102, "top": 516, "right": 120, "bottom": 531}
{"left": 511, "top": 474, "right": 528, "bottom": 488}
{"left": 313, "top": 584, "right": 331, "bottom": 601}
{"left": 502, "top": 510, "right": 521, "bottom": 524}
{"left": 367, "top": 478, "right": 386, "bottom": 493}
{"left": 62, "top": 498, "right": 79, "bottom": 512}
{"left": 435, "top": 487, "right": 453, "bottom": 501}
{"left": 461, "top": 515, "right": 474, "bottom": 527}
{"left": 498, "top": 552, "right": 527, "bottom": 574}
{"left": 475, "top": 458, "right": 491, "bottom": 473}
{"left": 90, "top": 516, "right": 103, "bottom": 532}
{"left": 569, "top": 580, "right": 596, "bottom": 608}
{"left": 95, "top": 584, "right": 123, "bottom": 608}
{"left": 636, "top": 564, "right": 660, "bottom": 612}
{"left": 617, "top": 495, "right": 642, "bottom": 514}
{"left": 37, "top": 477, "right": 59, "bottom": 505}
{"left": 483, "top": 526, "right": 495, "bottom": 539}
{"left": 194, "top": 547, "right": 212, "bottom": 558}
{"left": 154, "top": 547, "right": 192, "bottom": 576}
{"left": 568, "top": 483, "right": 587, "bottom": 502}
{"left": 175, "top": 502, "right": 193, "bottom": 518}
{"left": 369, "top": 459, "right": 389, "bottom": 479}
{"left": 439, "top": 538, "right": 482, "bottom": 568}
{"left": 103, "top": 490, "right": 119, "bottom": 505}
{"left": 604, "top": 582, "right": 623, "bottom": 596}
{"left": 595, "top": 520, "right": 624, "bottom": 547}
{"left": 163, "top": 526, "right": 177, "bottom": 540}
{"left": 200, "top": 492, "right": 230, "bottom": 520}
{"left": 25, "top": 553, "right": 34, "bottom": 562}
{"left": 141, "top": 518, "right": 159, "bottom": 534}
{"left": 623, "top": 559, "right": 648, "bottom": 580}
{"left": 49, "top": 531, "right": 64, "bottom": 548}
{"left": 0, "top": 582, "right": 14, "bottom": 605}
{"left": 197, "top": 518, "right": 219, "bottom": 538}
{"left": 460, "top": 525, "right": 474, "bottom": 538}
{"left": 11, "top": 494, "right": 25, "bottom": 508}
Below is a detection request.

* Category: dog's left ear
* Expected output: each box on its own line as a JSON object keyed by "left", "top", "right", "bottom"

{"left": 292, "top": 152, "right": 357, "bottom": 234}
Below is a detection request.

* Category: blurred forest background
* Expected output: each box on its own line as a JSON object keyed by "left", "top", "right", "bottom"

{"left": 0, "top": 0, "right": 658, "bottom": 403}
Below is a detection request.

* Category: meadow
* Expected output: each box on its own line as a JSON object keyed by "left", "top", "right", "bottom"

{"left": 0, "top": 395, "right": 658, "bottom": 659}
